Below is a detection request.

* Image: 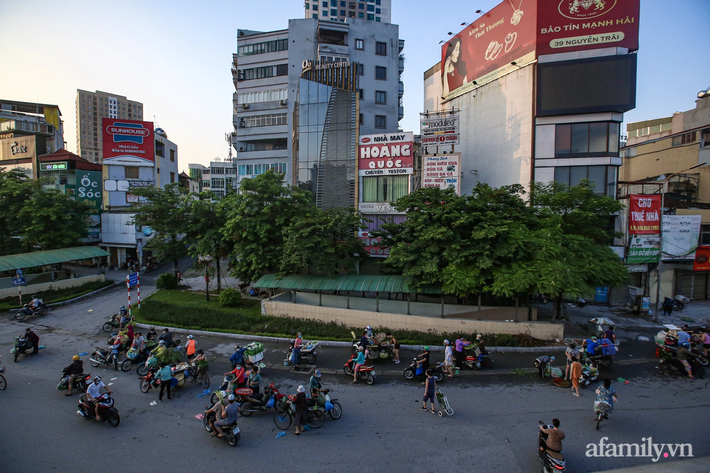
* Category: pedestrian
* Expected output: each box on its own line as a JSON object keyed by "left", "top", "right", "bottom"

{"left": 246, "top": 365, "right": 261, "bottom": 394}
{"left": 564, "top": 344, "right": 580, "bottom": 380}
{"left": 454, "top": 336, "right": 470, "bottom": 369}
{"left": 443, "top": 340, "right": 454, "bottom": 377}
{"left": 387, "top": 333, "right": 400, "bottom": 364}
{"left": 604, "top": 325, "right": 616, "bottom": 344}
{"left": 420, "top": 369, "right": 436, "bottom": 413}
{"left": 156, "top": 362, "right": 172, "bottom": 401}
{"left": 570, "top": 356, "right": 582, "bottom": 397}
{"left": 353, "top": 346, "right": 366, "bottom": 383}
{"left": 701, "top": 327, "right": 710, "bottom": 357}
{"left": 293, "top": 385, "right": 308, "bottom": 435}
{"left": 185, "top": 335, "right": 197, "bottom": 361}
{"left": 291, "top": 332, "right": 303, "bottom": 365}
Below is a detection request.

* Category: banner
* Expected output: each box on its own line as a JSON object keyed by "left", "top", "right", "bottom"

{"left": 628, "top": 194, "right": 660, "bottom": 234}
{"left": 694, "top": 246, "right": 710, "bottom": 271}
{"left": 662, "top": 215, "right": 702, "bottom": 261}
{"left": 627, "top": 235, "right": 659, "bottom": 264}
{"left": 102, "top": 118, "right": 155, "bottom": 167}
{"left": 420, "top": 113, "right": 459, "bottom": 146}
{"left": 422, "top": 154, "right": 460, "bottom": 195}
{"left": 358, "top": 230, "right": 389, "bottom": 258}
{"left": 358, "top": 132, "right": 413, "bottom": 176}
{"left": 536, "top": 0, "right": 640, "bottom": 56}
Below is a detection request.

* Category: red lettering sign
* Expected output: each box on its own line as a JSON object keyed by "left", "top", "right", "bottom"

{"left": 629, "top": 194, "right": 661, "bottom": 234}
{"left": 694, "top": 246, "right": 710, "bottom": 272}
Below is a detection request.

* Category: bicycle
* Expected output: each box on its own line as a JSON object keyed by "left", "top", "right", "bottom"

{"left": 0, "top": 355, "right": 6, "bottom": 390}
{"left": 273, "top": 396, "right": 325, "bottom": 430}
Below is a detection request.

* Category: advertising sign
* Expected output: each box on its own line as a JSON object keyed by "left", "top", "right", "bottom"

{"left": 40, "top": 162, "right": 68, "bottom": 171}
{"left": 693, "top": 246, "right": 710, "bottom": 271}
{"left": 441, "top": 0, "right": 537, "bottom": 100}
{"left": 422, "top": 154, "right": 461, "bottom": 195}
{"left": 102, "top": 118, "right": 155, "bottom": 167}
{"left": 76, "top": 171, "right": 103, "bottom": 216}
{"left": 420, "top": 113, "right": 460, "bottom": 146}
{"left": 358, "top": 202, "right": 405, "bottom": 215}
{"left": 358, "top": 132, "right": 413, "bottom": 177}
{"left": 0, "top": 135, "right": 36, "bottom": 161}
{"left": 358, "top": 230, "right": 389, "bottom": 258}
{"left": 662, "top": 215, "right": 702, "bottom": 261}
{"left": 627, "top": 235, "right": 660, "bottom": 264}
{"left": 536, "top": 0, "right": 640, "bottom": 56}
{"left": 628, "top": 194, "right": 661, "bottom": 234}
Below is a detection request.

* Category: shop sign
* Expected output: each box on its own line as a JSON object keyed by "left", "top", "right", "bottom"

{"left": 420, "top": 113, "right": 460, "bottom": 146}
{"left": 358, "top": 230, "right": 389, "bottom": 258}
{"left": 627, "top": 235, "right": 659, "bottom": 264}
{"left": 358, "top": 132, "right": 414, "bottom": 176}
{"left": 628, "top": 194, "right": 660, "bottom": 234}
{"left": 40, "top": 162, "right": 68, "bottom": 171}
{"left": 693, "top": 246, "right": 710, "bottom": 271}
{"left": 422, "top": 154, "right": 460, "bottom": 195}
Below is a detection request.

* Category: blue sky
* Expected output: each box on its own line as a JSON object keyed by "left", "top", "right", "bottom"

{"left": 0, "top": 0, "right": 708, "bottom": 168}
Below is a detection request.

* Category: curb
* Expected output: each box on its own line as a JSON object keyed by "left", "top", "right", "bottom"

{"left": 47, "top": 281, "right": 121, "bottom": 307}
{"left": 134, "top": 323, "right": 568, "bottom": 353}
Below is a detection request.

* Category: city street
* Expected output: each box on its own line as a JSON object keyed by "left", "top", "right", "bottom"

{"left": 1, "top": 285, "right": 708, "bottom": 472}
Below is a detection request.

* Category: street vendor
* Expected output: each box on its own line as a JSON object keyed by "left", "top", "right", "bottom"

{"left": 360, "top": 330, "right": 370, "bottom": 350}
{"left": 476, "top": 334, "right": 488, "bottom": 355}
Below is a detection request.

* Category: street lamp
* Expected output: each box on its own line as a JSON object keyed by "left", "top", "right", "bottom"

{"left": 654, "top": 162, "right": 707, "bottom": 322}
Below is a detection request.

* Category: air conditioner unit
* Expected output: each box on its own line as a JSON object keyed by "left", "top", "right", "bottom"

{"left": 239, "top": 147, "right": 244, "bottom": 152}
{"left": 280, "top": 99, "right": 287, "bottom": 106}
{"left": 241, "top": 103, "right": 249, "bottom": 109}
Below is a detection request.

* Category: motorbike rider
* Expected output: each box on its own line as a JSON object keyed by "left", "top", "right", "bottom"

{"left": 583, "top": 337, "right": 598, "bottom": 359}
{"left": 677, "top": 342, "right": 699, "bottom": 379}
{"left": 366, "top": 325, "right": 374, "bottom": 340}
{"left": 416, "top": 346, "right": 430, "bottom": 374}
{"left": 360, "top": 330, "right": 370, "bottom": 351}
{"left": 64, "top": 355, "right": 84, "bottom": 396}
{"left": 595, "top": 378, "right": 618, "bottom": 417}
{"left": 185, "top": 335, "right": 197, "bottom": 361}
{"left": 86, "top": 376, "right": 113, "bottom": 420}
{"left": 224, "top": 363, "right": 246, "bottom": 389}
{"left": 146, "top": 327, "right": 158, "bottom": 341}
{"left": 30, "top": 295, "right": 41, "bottom": 313}
{"left": 476, "top": 334, "right": 488, "bottom": 355}
{"left": 25, "top": 328, "right": 40, "bottom": 355}
{"left": 150, "top": 340, "right": 167, "bottom": 363}
{"left": 118, "top": 307, "right": 130, "bottom": 330}
{"left": 539, "top": 419, "right": 565, "bottom": 453}
{"left": 159, "top": 328, "right": 174, "bottom": 348}
{"left": 309, "top": 369, "right": 323, "bottom": 403}
{"left": 211, "top": 394, "right": 240, "bottom": 438}
{"left": 677, "top": 326, "right": 691, "bottom": 346}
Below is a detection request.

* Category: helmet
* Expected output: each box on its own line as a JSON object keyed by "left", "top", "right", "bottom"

{"left": 358, "top": 346, "right": 363, "bottom": 351}
{"left": 72, "top": 355, "right": 80, "bottom": 361}
{"left": 444, "top": 340, "right": 449, "bottom": 345}
{"left": 423, "top": 346, "right": 429, "bottom": 351}
{"left": 159, "top": 340, "right": 165, "bottom": 345}
{"left": 94, "top": 376, "right": 102, "bottom": 384}
{"left": 550, "top": 356, "right": 556, "bottom": 362}
{"left": 120, "top": 305, "right": 125, "bottom": 309}
{"left": 367, "top": 325, "right": 372, "bottom": 330}
{"left": 228, "top": 394, "right": 235, "bottom": 401}
{"left": 476, "top": 334, "right": 482, "bottom": 340}
{"left": 187, "top": 335, "right": 193, "bottom": 340}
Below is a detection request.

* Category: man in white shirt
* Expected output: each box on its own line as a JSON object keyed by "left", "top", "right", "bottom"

{"left": 87, "top": 376, "right": 113, "bottom": 420}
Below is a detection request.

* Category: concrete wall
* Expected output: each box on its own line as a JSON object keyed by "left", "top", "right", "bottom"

{"left": 0, "top": 274, "right": 105, "bottom": 299}
{"left": 262, "top": 296, "right": 562, "bottom": 341}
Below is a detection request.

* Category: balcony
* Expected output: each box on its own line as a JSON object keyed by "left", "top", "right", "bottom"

{"left": 398, "top": 39, "right": 405, "bottom": 54}
{"left": 398, "top": 55, "right": 405, "bottom": 74}
{"left": 235, "top": 124, "right": 288, "bottom": 139}
{"left": 398, "top": 106, "right": 404, "bottom": 121}
{"left": 234, "top": 149, "right": 288, "bottom": 160}
{"left": 398, "top": 81, "right": 404, "bottom": 97}
{"left": 0, "top": 119, "right": 52, "bottom": 135}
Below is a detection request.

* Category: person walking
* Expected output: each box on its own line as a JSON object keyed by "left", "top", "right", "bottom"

{"left": 156, "top": 362, "right": 173, "bottom": 401}
{"left": 564, "top": 344, "right": 580, "bottom": 381}
{"left": 420, "top": 369, "right": 437, "bottom": 413}
{"left": 570, "top": 356, "right": 582, "bottom": 397}
{"left": 293, "top": 385, "right": 308, "bottom": 435}
{"left": 387, "top": 333, "right": 400, "bottom": 364}
{"left": 701, "top": 327, "right": 710, "bottom": 357}
{"left": 443, "top": 340, "right": 454, "bottom": 378}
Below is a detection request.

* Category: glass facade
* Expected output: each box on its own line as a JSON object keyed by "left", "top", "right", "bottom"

{"left": 297, "top": 78, "right": 357, "bottom": 209}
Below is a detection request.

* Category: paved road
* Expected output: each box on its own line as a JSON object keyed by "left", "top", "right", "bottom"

{"left": 1, "top": 287, "right": 709, "bottom": 472}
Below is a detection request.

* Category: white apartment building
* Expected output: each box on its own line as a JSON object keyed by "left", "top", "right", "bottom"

{"left": 189, "top": 159, "right": 237, "bottom": 198}
{"left": 304, "top": 0, "right": 391, "bottom": 24}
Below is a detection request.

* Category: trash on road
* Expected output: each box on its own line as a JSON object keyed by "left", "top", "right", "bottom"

{"left": 150, "top": 401, "right": 157, "bottom": 406}
{"left": 78, "top": 352, "right": 88, "bottom": 356}
{"left": 617, "top": 378, "right": 626, "bottom": 383}
{"left": 110, "top": 377, "right": 117, "bottom": 381}
{"left": 108, "top": 383, "right": 114, "bottom": 386}
{"left": 197, "top": 389, "right": 211, "bottom": 398}
{"left": 637, "top": 336, "right": 650, "bottom": 342}
{"left": 195, "top": 414, "right": 204, "bottom": 420}
{"left": 88, "top": 309, "right": 93, "bottom": 313}
{"left": 275, "top": 432, "right": 285, "bottom": 439}
{"left": 303, "top": 425, "right": 311, "bottom": 431}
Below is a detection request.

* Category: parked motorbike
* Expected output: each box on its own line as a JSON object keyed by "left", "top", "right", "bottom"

{"left": 462, "top": 346, "right": 493, "bottom": 370}
{"left": 203, "top": 409, "right": 241, "bottom": 447}
{"left": 287, "top": 340, "right": 318, "bottom": 365}
{"left": 13, "top": 336, "right": 34, "bottom": 362}
{"left": 90, "top": 346, "right": 120, "bottom": 370}
{"left": 402, "top": 357, "right": 445, "bottom": 382}
{"left": 58, "top": 370, "right": 91, "bottom": 393}
{"left": 579, "top": 360, "right": 599, "bottom": 389}
{"left": 575, "top": 298, "right": 587, "bottom": 308}
{"left": 587, "top": 353, "right": 614, "bottom": 369}
{"left": 238, "top": 382, "right": 287, "bottom": 417}
{"left": 658, "top": 356, "right": 706, "bottom": 378}
{"left": 77, "top": 393, "right": 120, "bottom": 427}
{"left": 538, "top": 421, "right": 567, "bottom": 472}
{"left": 673, "top": 295, "right": 689, "bottom": 311}
{"left": 343, "top": 354, "right": 377, "bottom": 385}
{"left": 15, "top": 301, "right": 47, "bottom": 320}
{"left": 531, "top": 293, "right": 548, "bottom": 304}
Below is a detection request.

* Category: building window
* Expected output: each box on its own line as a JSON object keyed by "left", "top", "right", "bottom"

{"left": 553, "top": 165, "right": 617, "bottom": 196}
{"left": 242, "top": 113, "right": 288, "bottom": 127}
{"left": 555, "top": 122, "right": 620, "bottom": 158}
{"left": 375, "top": 41, "right": 387, "bottom": 56}
{"left": 367, "top": 13, "right": 374, "bottom": 20}
{"left": 375, "top": 115, "right": 386, "bottom": 129}
{"left": 306, "top": 2, "right": 309, "bottom": 9}
{"left": 367, "top": 4, "right": 374, "bottom": 11}
{"left": 376, "top": 7, "right": 380, "bottom": 13}
{"left": 313, "top": 4, "right": 318, "bottom": 9}
{"left": 700, "top": 225, "right": 710, "bottom": 245}
{"left": 340, "top": 9, "right": 345, "bottom": 15}
{"left": 359, "top": 89, "right": 364, "bottom": 99}
{"left": 125, "top": 166, "right": 140, "bottom": 179}
{"left": 212, "top": 178, "right": 225, "bottom": 188}
{"left": 672, "top": 131, "right": 697, "bottom": 147}
{"left": 362, "top": 176, "right": 409, "bottom": 203}
{"left": 357, "top": 64, "right": 364, "bottom": 76}
{"left": 170, "top": 149, "right": 175, "bottom": 162}
{"left": 349, "top": 2, "right": 356, "bottom": 8}
{"left": 355, "top": 39, "right": 364, "bottom": 50}
{"left": 375, "top": 66, "right": 386, "bottom": 80}
{"left": 170, "top": 172, "right": 176, "bottom": 183}
{"left": 349, "top": 11, "right": 356, "bottom": 17}
{"left": 276, "top": 64, "right": 288, "bottom": 76}
{"left": 211, "top": 167, "right": 225, "bottom": 174}
{"left": 241, "top": 64, "right": 288, "bottom": 80}
{"left": 375, "top": 90, "right": 386, "bottom": 104}
{"left": 359, "top": 12, "right": 364, "bottom": 18}
{"left": 331, "top": 8, "right": 337, "bottom": 15}
{"left": 237, "top": 88, "right": 288, "bottom": 105}
{"left": 358, "top": 3, "right": 364, "bottom": 9}
{"left": 312, "top": 13, "right": 318, "bottom": 18}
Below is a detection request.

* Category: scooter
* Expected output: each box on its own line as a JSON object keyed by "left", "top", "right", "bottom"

{"left": 287, "top": 340, "right": 318, "bottom": 365}
{"left": 579, "top": 360, "right": 599, "bottom": 388}
{"left": 403, "top": 357, "right": 445, "bottom": 382}
{"left": 594, "top": 400, "right": 612, "bottom": 430}
{"left": 343, "top": 354, "right": 377, "bottom": 385}
{"left": 238, "top": 382, "right": 287, "bottom": 416}
{"left": 58, "top": 370, "right": 92, "bottom": 393}
{"left": 538, "top": 421, "right": 567, "bottom": 472}
{"left": 203, "top": 410, "right": 241, "bottom": 447}
{"left": 102, "top": 307, "right": 128, "bottom": 332}
{"left": 13, "top": 336, "right": 34, "bottom": 362}
{"left": 462, "top": 346, "right": 493, "bottom": 370}
{"left": 77, "top": 393, "right": 120, "bottom": 427}
{"left": 658, "top": 356, "right": 706, "bottom": 378}
{"left": 15, "top": 301, "right": 47, "bottom": 320}
{"left": 89, "top": 346, "right": 120, "bottom": 370}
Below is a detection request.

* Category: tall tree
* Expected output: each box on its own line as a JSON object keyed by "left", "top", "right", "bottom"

{"left": 280, "top": 206, "right": 367, "bottom": 276}
{"left": 223, "top": 170, "right": 312, "bottom": 283}
{"left": 129, "top": 183, "right": 189, "bottom": 273}
{"left": 0, "top": 168, "right": 37, "bottom": 255}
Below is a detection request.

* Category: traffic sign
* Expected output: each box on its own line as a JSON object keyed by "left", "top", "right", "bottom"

{"left": 127, "top": 273, "right": 138, "bottom": 287}
{"left": 13, "top": 278, "right": 25, "bottom": 286}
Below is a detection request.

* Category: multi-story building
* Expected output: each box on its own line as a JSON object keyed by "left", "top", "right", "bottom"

{"left": 75, "top": 90, "right": 143, "bottom": 163}
{"left": 188, "top": 163, "right": 209, "bottom": 193}
{"left": 188, "top": 159, "right": 237, "bottom": 199}
{"left": 304, "top": 0, "right": 391, "bottom": 24}
{"left": 232, "top": 18, "right": 404, "bottom": 198}
{"left": 0, "top": 99, "right": 64, "bottom": 178}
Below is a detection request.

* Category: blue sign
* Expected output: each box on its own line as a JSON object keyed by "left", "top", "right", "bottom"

{"left": 594, "top": 286, "right": 609, "bottom": 303}
{"left": 127, "top": 273, "right": 139, "bottom": 286}
{"left": 13, "top": 278, "right": 25, "bottom": 286}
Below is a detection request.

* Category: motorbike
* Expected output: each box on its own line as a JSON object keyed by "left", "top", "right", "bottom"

{"left": 238, "top": 382, "right": 287, "bottom": 417}
{"left": 673, "top": 295, "right": 689, "bottom": 311}
{"left": 13, "top": 336, "right": 34, "bottom": 362}
{"left": 594, "top": 400, "right": 612, "bottom": 430}
{"left": 343, "top": 354, "right": 377, "bottom": 385}
{"left": 403, "top": 357, "right": 445, "bottom": 383}
{"left": 462, "top": 346, "right": 493, "bottom": 370}
{"left": 90, "top": 346, "right": 120, "bottom": 370}
{"left": 658, "top": 356, "right": 706, "bottom": 378}
{"left": 531, "top": 293, "right": 548, "bottom": 304}
{"left": 575, "top": 298, "right": 587, "bottom": 308}
{"left": 58, "top": 370, "right": 91, "bottom": 393}
{"left": 102, "top": 307, "right": 128, "bottom": 333}
{"left": 587, "top": 353, "right": 614, "bottom": 369}
{"left": 538, "top": 421, "right": 567, "bottom": 472}
{"left": 77, "top": 393, "right": 120, "bottom": 427}
{"left": 15, "top": 301, "right": 47, "bottom": 320}
{"left": 203, "top": 409, "right": 241, "bottom": 447}
{"left": 579, "top": 360, "right": 599, "bottom": 388}
{"left": 287, "top": 340, "right": 319, "bottom": 365}
{"left": 350, "top": 331, "right": 392, "bottom": 361}
{"left": 661, "top": 340, "right": 709, "bottom": 366}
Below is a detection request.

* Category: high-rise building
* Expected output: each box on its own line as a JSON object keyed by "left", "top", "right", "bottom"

{"left": 75, "top": 90, "right": 143, "bottom": 163}
{"left": 304, "top": 0, "right": 391, "bottom": 23}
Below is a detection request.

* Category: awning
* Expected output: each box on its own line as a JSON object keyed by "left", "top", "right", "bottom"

{"left": 253, "top": 274, "right": 442, "bottom": 294}
{"left": 0, "top": 246, "right": 109, "bottom": 272}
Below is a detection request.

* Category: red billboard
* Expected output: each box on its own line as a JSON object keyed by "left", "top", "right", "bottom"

{"left": 537, "top": 0, "right": 640, "bottom": 56}
{"left": 441, "top": 1, "right": 537, "bottom": 99}
{"left": 102, "top": 118, "right": 155, "bottom": 167}
{"left": 358, "top": 132, "right": 414, "bottom": 177}
{"left": 629, "top": 194, "right": 661, "bottom": 235}
{"left": 694, "top": 246, "right": 710, "bottom": 271}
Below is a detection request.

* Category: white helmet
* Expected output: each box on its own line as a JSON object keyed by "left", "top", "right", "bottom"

{"left": 187, "top": 335, "right": 193, "bottom": 340}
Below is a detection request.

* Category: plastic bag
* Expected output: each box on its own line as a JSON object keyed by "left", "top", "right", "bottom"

{"left": 126, "top": 348, "right": 139, "bottom": 360}
{"left": 266, "top": 396, "right": 275, "bottom": 408}
{"left": 324, "top": 401, "right": 333, "bottom": 412}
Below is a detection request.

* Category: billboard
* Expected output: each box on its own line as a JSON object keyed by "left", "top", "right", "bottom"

{"left": 694, "top": 246, "right": 710, "bottom": 271}
{"left": 102, "top": 118, "right": 154, "bottom": 167}
{"left": 662, "top": 215, "right": 702, "bottom": 261}
{"left": 440, "top": 0, "right": 537, "bottom": 100}
{"left": 420, "top": 113, "right": 459, "bottom": 146}
{"left": 76, "top": 171, "right": 103, "bottom": 216}
{"left": 536, "top": 0, "right": 640, "bottom": 56}
{"left": 358, "top": 132, "right": 413, "bottom": 177}
{"left": 627, "top": 235, "right": 660, "bottom": 264}
{"left": 422, "top": 154, "right": 461, "bottom": 195}
{"left": 628, "top": 194, "right": 660, "bottom": 235}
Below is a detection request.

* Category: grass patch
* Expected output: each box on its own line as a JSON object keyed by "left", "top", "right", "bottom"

{"left": 0, "top": 279, "right": 115, "bottom": 311}
{"left": 135, "top": 290, "right": 549, "bottom": 347}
